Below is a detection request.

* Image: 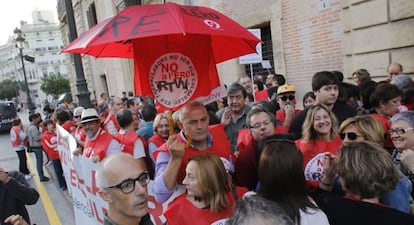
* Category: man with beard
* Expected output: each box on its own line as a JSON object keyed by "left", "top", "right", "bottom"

{"left": 96, "top": 153, "right": 153, "bottom": 225}
{"left": 217, "top": 83, "right": 251, "bottom": 152}
{"left": 81, "top": 108, "right": 122, "bottom": 162}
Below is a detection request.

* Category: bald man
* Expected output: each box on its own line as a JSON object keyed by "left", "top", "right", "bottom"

{"left": 96, "top": 153, "right": 153, "bottom": 225}
{"left": 387, "top": 62, "right": 403, "bottom": 81}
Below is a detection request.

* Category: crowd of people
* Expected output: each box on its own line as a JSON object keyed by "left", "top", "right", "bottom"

{"left": 3, "top": 62, "right": 414, "bottom": 225}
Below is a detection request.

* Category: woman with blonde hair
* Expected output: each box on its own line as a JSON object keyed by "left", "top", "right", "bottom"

{"left": 315, "top": 142, "right": 414, "bottom": 225}
{"left": 147, "top": 112, "right": 170, "bottom": 164}
{"left": 337, "top": 115, "right": 412, "bottom": 213}
{"left": 295, "top": 104, "right": 342, "bottom": 190}
{"left": 164, "top": 153, "right": 241, "bottom": 225}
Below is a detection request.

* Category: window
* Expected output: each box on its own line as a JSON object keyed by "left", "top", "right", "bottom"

{"left": 244, "top": 24, "right": 274, "bottom": 77}
{"left": 86, "top": 2, "right": 98, "bottom": 28}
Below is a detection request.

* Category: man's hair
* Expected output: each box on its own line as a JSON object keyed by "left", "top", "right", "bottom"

{"left": 178, "top": 101, "right": 206, "bottom": 122}
{"left": 126, "top": 99, "right": 136, "bottom": 109}
{"left": 339, "top": 115, "right": 384, "bottom": 145}
{"left": 312, "top": 71, "right": 340, "bottom": 92}
{"left": 28, "top": 113, "right": 39, "bottom": 122}
{"left": 109, "top": 97, "right": 120, "bottom": 107}
{"left": 227, "top": 83, "right": 247, "bottom": 98}
{"left": 141, "top": 104, "right": 156, "bottom": 122}
{"left": 238, "top": 75, "right": 251, "bottom": 83}
{"left": 273, "top": 74, "right": 286, "bottom": 86}
{"left": 336, "top": 141, "right": 399, "bottom": 199}
{"left": 55, "top": 109, "right": 71, "bottom": 123}
{"left": 116, "top": 109, "right": 133, "bottom": 129}
{"left": 100, "top": 93, "right": 107, "bottom": 98}
{"left": 246, "top": 105, "right": 275, "bottom": 128}
{"left": 388, "top": 62, "right": 403, "bottom": 72}
{"left": 227, "top": 195, "right": 294, "bottom": 225}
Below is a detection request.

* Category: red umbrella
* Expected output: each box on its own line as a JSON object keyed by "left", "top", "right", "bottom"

{"left": 62, "top": 2, "right": 260, "bottom": 109}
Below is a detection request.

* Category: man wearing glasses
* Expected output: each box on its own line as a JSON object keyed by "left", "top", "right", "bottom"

{"left": 96, "top": 153, "right": 153, "bottom": 225}
{"left": 275, "top": 84, "right": 301, "bottom": 129}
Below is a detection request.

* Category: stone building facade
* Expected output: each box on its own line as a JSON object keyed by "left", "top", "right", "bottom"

{"left": 58, "top": 0, "right": 414, "bottom": 105}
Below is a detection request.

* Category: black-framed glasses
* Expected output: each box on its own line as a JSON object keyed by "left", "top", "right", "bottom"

{"left": 388, "top": 128, "right": 414, "bottom": 135}
{"left": 340, "top": 132, "right": 363, "bottom": 140}
{"left": 104, "top": 171, "right": 150, "bottom": 194}
{"left": 250, "top": 120, "right": 272, "bottom": 129}
{"left": 279, "top": 95, "right": 295, "bottom": 101}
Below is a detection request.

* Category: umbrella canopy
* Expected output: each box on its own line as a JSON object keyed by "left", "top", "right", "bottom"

{"left": 62, "top": 2, "right": 260, "bottom": 109}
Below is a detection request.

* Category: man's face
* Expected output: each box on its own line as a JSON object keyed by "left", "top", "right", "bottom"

{"left": 276, "top": 92, "right": 295, "bottom": 110}
{"left": 181, "top": 106, "right": 209, "bottom": 143}
{"left": 112, "top": 98, "right": 125, "bottom": 113}
{"left": 388, "top": 64, "right": 402, "bottom": 80}
{"left": 240, "top": 77, "right": 253, "bottom": 94}
{"left": 249, "top": 112, "right": 274, "bottom": 141}
{"left": 102, "top": 159, "right": 148, "bottom": 221}
{"left": 227, "top": 90, "right": 245, "bottom": 113}
{"left": 265, "top": 74, "right": 274, "bottom": 87}
{"left": 314, "top": 84, "right": 338, "bottom": 106}
{"left": 82, "top": 120, "right": 100, "bottom": 138}
{"left": 129, "top": 101, "right": 139, "bottom": 113}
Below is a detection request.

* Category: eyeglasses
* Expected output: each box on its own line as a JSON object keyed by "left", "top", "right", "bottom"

{"left": 340, "top": 132, "right": 363, "bottom": 140}
{"left": 279, "top": 95, "right": 295, "bottom": 101}
{"left": 74, "top": 115, "right": 81, "bottom": 119}
{"left": 388, "top": 128, "right": 414, "bottom": 135}
{"left": 250, "top": 120, "right": 272, "bottom": 129}
{"left": 104, "top": 171, "right": 150, "bottom": 194}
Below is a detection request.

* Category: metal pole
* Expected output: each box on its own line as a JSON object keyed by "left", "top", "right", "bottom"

{"left": 64, "top": 0, "right": 92, "bottom": 108}
{"left": 19, "top": 48, "right": 34, "bottom": 114}
{"left": 250, "top": 64, "right": 256, "bottom": 102}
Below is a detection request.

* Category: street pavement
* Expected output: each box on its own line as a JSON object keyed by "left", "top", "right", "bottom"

{"left": 0, "top": 110, "right": 75, "bottom": 225}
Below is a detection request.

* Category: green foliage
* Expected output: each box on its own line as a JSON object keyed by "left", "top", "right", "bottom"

{"left": 40, "top": 75, "right": 71, "bottom": 98}
{"left": 0, "top": 79, "right": 24, "bottom": 100}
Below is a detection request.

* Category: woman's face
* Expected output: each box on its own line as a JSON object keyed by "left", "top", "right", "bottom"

{"left": 157, "top": 117, "right": 170, "bottom": 139}
{"left": 390, "top": 120, "right": 414, "bottom": 152}
{"left": 303, "top": 97, "right": 315, "bottom": 108}
{"left": 313, "top": 108, "right": 332, "bottom": 137}
{"left": 182, "top": 161, "right": 203, "bottom": 198}
{"left": 47, "top": 123, "right": 55, "bottom": 132}
{"left": 381, "top": 96, "right": 401, "bottom": 117}
{"left": 341, "top": 125, "right": 365, "bottom": 146}
{"left": 352, "top": 73, "right": 361, "bottom": 86}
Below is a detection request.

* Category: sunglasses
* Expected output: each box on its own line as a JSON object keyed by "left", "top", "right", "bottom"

{"left": 340, "top": 132, "right": 362, "bottom": 140}
{"left": 74, "top": 115, "right": 81, "bottom": 119}
{"left": 279, "top": 95, "right": 295, "bottom": 101}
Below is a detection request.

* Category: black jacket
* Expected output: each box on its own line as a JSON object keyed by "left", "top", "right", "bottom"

{"left": 0, "top": 171, "right": 39, "bottom": 225}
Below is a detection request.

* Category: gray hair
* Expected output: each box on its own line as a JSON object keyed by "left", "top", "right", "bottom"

{"left": 246, "top": 104, "right": 275, "bottom": 128}
{"left": 178, "top": 101, "right": 206, "bottom": 122}
{"left": 73, "top": 107, "right": 85, "bottom": 116}
{"left": 390, "top": 111, "right": 414, "bottom": 127}
{"left": 226, "top": 195, "right": 294, "bottom": 225}
{"left": 392, "top": 74, "right": 414, "bottom": 90}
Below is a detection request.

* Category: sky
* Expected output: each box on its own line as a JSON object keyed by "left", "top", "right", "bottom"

{"left": 0, "top": 0, "right": 58, "bottom": 45}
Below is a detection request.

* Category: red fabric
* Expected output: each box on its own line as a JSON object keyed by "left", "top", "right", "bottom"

{"left": 148, "top": 134, "right": 166, "bottom": 149}
{"left": 62, "top": 121, "right": 76, "bottom": 134}
{"left": 164, "top": 191, "right": 237, "bottom": 225}
{"left": 275, "top": 109, "right": 302, "bottom": 123}
{"left": 103, "top": 114, "right": 121, "bottom": 134}
{"left": 41, "top": 131, "right": 59, "bottom": 160}
{"left": 295, "top": 137, "right": 342, "bottom": 190}
{"left": 153, "top": 124, "right": 233, "bottom": 183}
{"left": 84, "top": 129, "right": 114, "bottom": 160}
{"left": 74, "top": 127, "right": 86, "bottom": 142}
{"left": 369, "top": 114, "right": 394, "bottom": 150}
{"left": 254, "top": 89, "right": 269, "bottom": 101}
{"left": 235, "top": 126, "right": 289, "bottom": 189}
{"left": 61, "top": 3, "right": 259, "bottom": 110}
{"left": 10, "top": 127, "right": 21, "bottom": 147}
